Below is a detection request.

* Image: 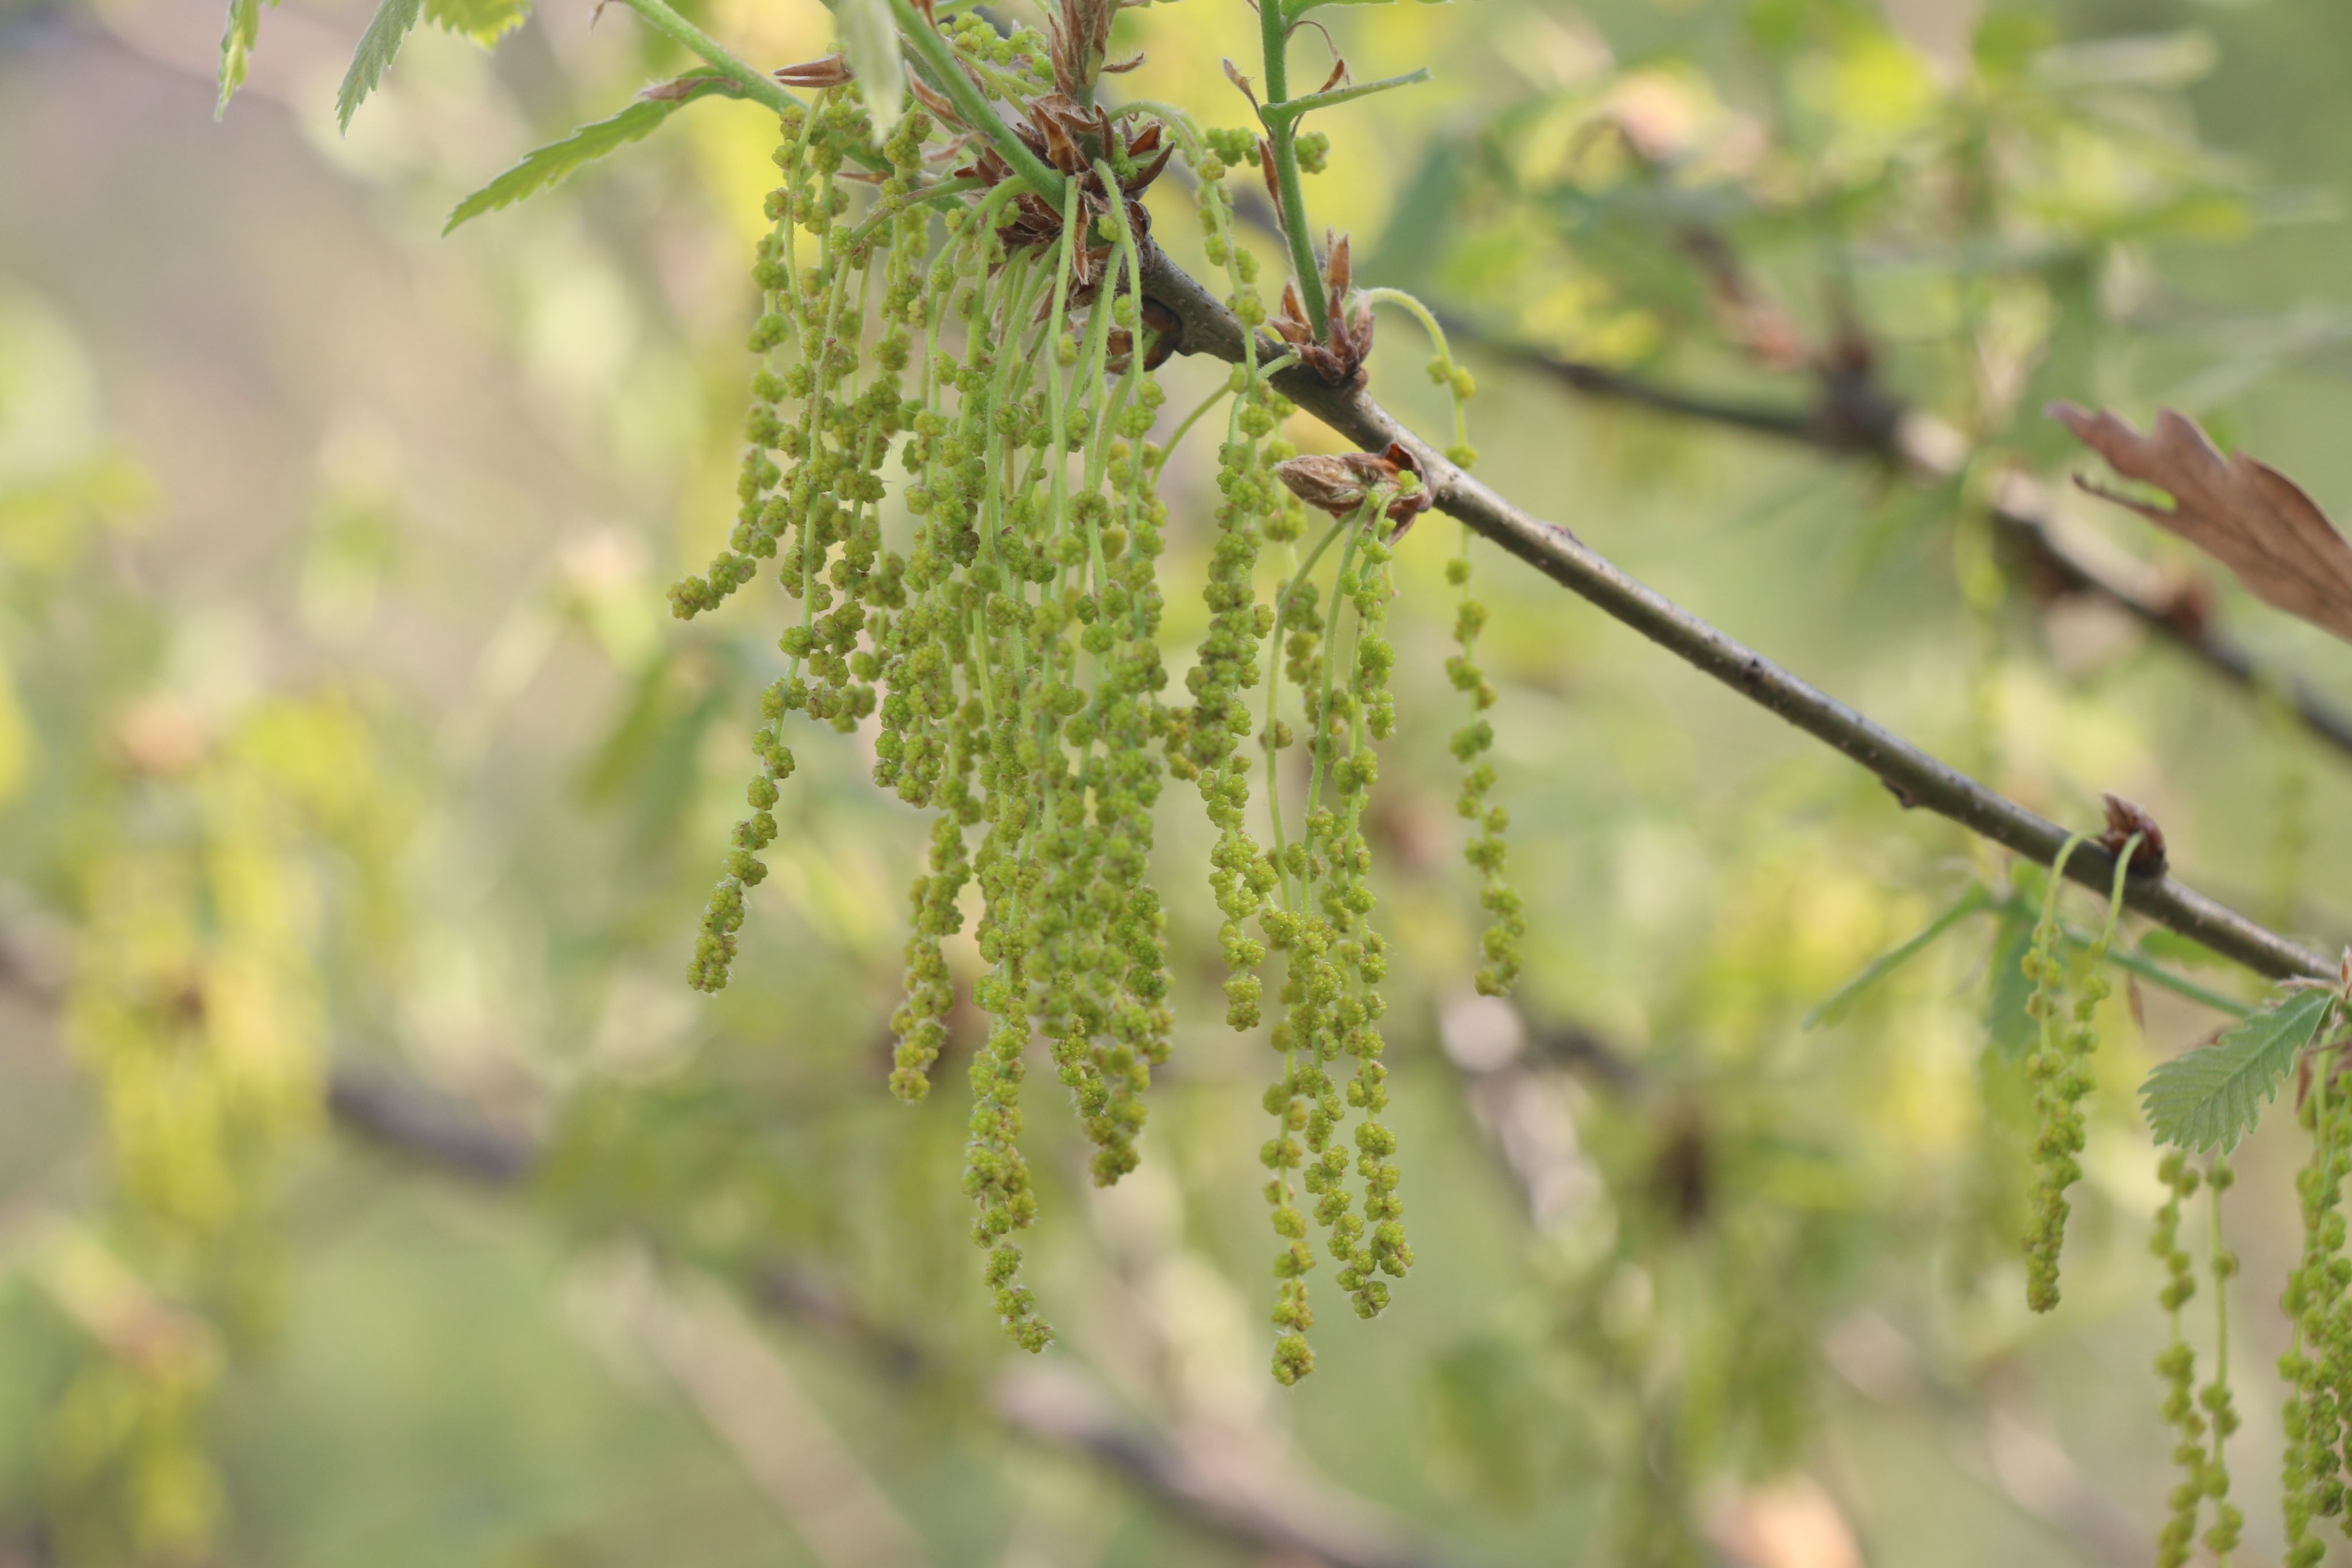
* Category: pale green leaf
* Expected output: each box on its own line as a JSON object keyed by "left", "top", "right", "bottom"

{"left": 838, "top": 0, "right": 904, "bottom": 135}
{"left": 336, "top": 0, "right": 425, "bottom": 133}
{"left": 216, "top": 0, "right": 268, "bottom": 119}
{"left": 425, "top": 0, "right": 531, "bottom": 46}
{"left": 2139, "top": 987, "right": 2336, "bottom": 1153}
{"left": 1804, "top": 885, "right": 1991, "bottom": 1030}
{"left": 443, "top": 75, "right": 737, "bottom": 234}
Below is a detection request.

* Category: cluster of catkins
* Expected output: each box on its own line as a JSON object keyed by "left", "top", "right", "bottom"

{"left": 668, "top": 26, "right": 1518, "bottom": 1378}
{"left": 60, "top": 718, "right": 344, "bottom": 1563}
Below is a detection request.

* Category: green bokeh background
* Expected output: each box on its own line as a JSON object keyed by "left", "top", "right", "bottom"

{"left": 8, "top": 0, "right": 2352, "bottom": 1563}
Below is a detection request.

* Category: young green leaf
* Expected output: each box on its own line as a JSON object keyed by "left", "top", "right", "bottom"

{"left": 837, "top": 0, "right": 904, "bottom": 134}
{"left": 443, "top": 74, "right": 739, "bottom": 234}
{"left": 216, "top": 0, "right": 269, "bottom": 118}
{"left": 424, "top": 0, "right": 530, "bottom": 46}
{"left": 1804, "top": 884, "right": 1991, "bottom": 1030}
{"left": 335, "top": 0, "right": 425, "bottom": 133}
{"left": 2139, "top": 986, "right": 2337, "bottom": 1152}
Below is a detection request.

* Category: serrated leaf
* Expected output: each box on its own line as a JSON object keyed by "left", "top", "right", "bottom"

{"left": 1805, "top": 885, "right": 1991, "bottom": 1030}
{"left": 443, "top": 74, "right": 737, "bottom": 234}
{"left": 425, "top": 0, "right": 530, "bottom": 46}
{"left": 336, "top": 0, "right": 425, "bottom": 133}
{"left": 2139, "top": 987, "right": 2336, "bottom": 1153}
{"left": 216, "top": 0, "right": 268, "bottom": 118}
{"left": 837, "top": 0, "right": 903, "bottom": 135}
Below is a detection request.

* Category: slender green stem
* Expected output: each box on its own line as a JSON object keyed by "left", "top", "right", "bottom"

{"left": 1263, "top": 512, "right": 1353, "bottom": 909}
{"left": 844, "top": 174, "right": 985, "bottom": 251}
{"left": 2208, "top": 1166, "right": 2234, "bottom": 1568}
{"left": 1151, "top": 382, "right": 1235, "bottom": 479}
{"left": 792, "top": 232, "right": 856, "bottom": 664}
{"left": 1301, "top": 521, "right": 1368, "bottom": 897}
{"left": 1086, "top": 159, "right": 1143, "bottom": 495}
{"left": 1260, "top": 69, "right": 1431, "bottom": 125}
{"left": 1357, "top": 287, "right": 1450, "bottom": 359}
{"left": 608, "top": 0, "right": 915, "bottom": 183}
{"left": 1148, "top": 342, "right": 1301, "bottom": 482}
{"left": 1117, "top": 99, "right": 1206, "bottom": 151}
{"left": 1089, "top": 160, "right": 1147, "bottom": 596}
{"left": 981, "top": 259, "right": 1046, "bottom": 572}
{"left": 2096, "top": 834, "right": 2141, "bottom": 946}
{"left": 2032, "top": 834, "right": 2088, "bottom": 1062}
{"left": 2078, "top": 934, "right": 2251, "bottom": 1018}
{"left": 1045, "top": 179, "right": 1084, "bottom": 580}
{"left": 1360, "top": 285, "right": 1471, "bottom": 454}
{"left": 885, "top": 0, "right": 1066, "bottom": 204}
{"left": 1976, "top": 879, "right": 2248, "bottom": 1017}
{"left": 1255, "top": 0, "right": 1326, "bottom": 335}
{"left": 613, "top": 0, "right": 798, "bottom": 113}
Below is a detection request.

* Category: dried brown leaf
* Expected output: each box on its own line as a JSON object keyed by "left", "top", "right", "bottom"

{"left": 2098, "top": 792, "right": 2168, "bottom": 877}
{"left": 1258, "top": 137, "right": 1283, "bottom": 226}
{"left": 639, "top": 69, "right": 749, "bottom": 102}
{"left": 907, "top": 75, "right": 964, "bottom": 127}
{"left": 1275, "top": 443, "right": 1431, "bottom": 531}
{"left": 2051, "top": 403, "right": 2352, "bottom": 645}
{"left": 1221, "top": 57, "right": 1258, "bottom": 110}
{"left": 772, "top": 53, "right": 853, "bottom": 90}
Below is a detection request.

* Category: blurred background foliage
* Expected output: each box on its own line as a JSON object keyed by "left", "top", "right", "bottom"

{"left": 6, "top": 0, "right": 2352, "bottom": 1563}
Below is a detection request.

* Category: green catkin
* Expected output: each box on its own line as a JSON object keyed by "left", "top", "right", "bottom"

{"left": 2285, "top": 1046, "right": 2352, "bottom": 1559}
{"left": 2202, "top": 1160, "right": 2243, "bottom": 1561}
{"left": 1173, "top": 126, "right": 1424, "bottom": 1381}
{"left": 1445, "top": 535, "right": 1522, "bottom": 995}
{"left": 1329, "top": 518, "right": 1407, "bottom": 1316}
{"left": 1351, "top": 289, "right": 1514, "bottom": 995}
{"left": 1158, "top": 129, "right": 1326, "bottom": 1384}
{"left": 2020, "top": 831, "right": 2128, "bottom": 1312}
{"left": 1250, "top": 484, "right": 1423, "bottom": 1372}
{"left": 2154, "top": 1152, "right": 2207, "bottom": 1568}
{"left": 51, "top": 702, "right": 386, "bottom": 1563}
{"left": 664, "top": 28, "right": 1220, "bottom": 1351}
